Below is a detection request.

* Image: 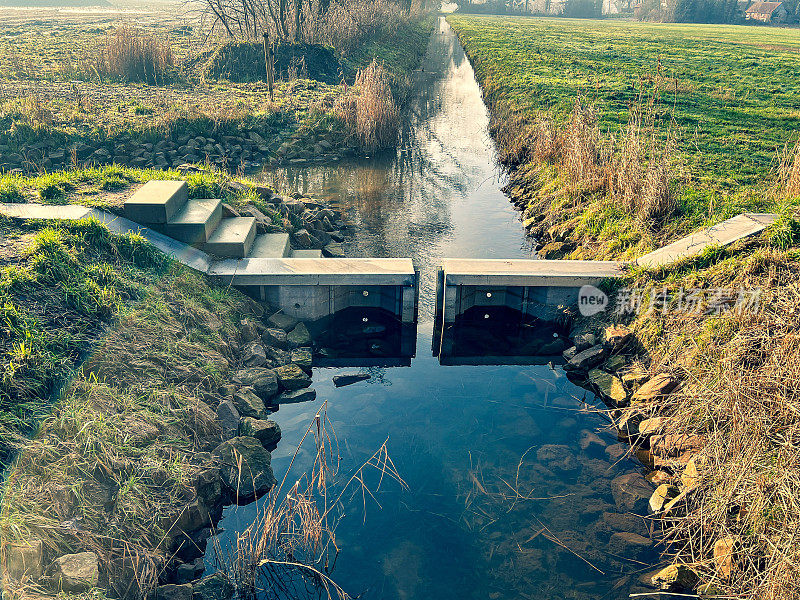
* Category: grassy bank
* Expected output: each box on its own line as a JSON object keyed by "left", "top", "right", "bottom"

{"left": 0, "top": 212, "right": 308, "bottom": 598}
{"left": 448, "top": 14, "right": 800, "bottom": 599}
{"left": 0, "top": 251, "right": 253, "bottom": 596}
{"left": 448, "top": 15, "right": 800, "bottom": 259}
{"left": 0, "top": 217, "right": 170, "bottom": 465}
{"left": 0, "top": 164, "right": 261, "bottom": 209}
{"left": 0, "top": 8, "right": 435, "bottom": 171}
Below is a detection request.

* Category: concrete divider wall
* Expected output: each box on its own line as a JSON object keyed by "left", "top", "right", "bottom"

{"left": 260, "top": 283, "right": 417, "bottom": 323}
{"left": 436, "top": 259, "right": 625, "bottom": 323}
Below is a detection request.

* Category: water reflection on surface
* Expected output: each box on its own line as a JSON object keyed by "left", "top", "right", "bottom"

{"left": 257, "top": 16, "right": 534, "bottom": 320}
{"left": 211, "top": 18, "right": 655, "bottom": 600}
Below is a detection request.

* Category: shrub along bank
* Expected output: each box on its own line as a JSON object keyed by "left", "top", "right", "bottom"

{"left": 447, "top": 14, "right": 800, "bottom": 600}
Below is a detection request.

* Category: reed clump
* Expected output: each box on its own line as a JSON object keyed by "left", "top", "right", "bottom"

{"left": 95, "top": 27, "right": 175, "bottom": 85}
{"left": 211, "top": 401, "right": 406, "bottom": 600}
{"left": 336, "top": 60, "right": 400, "bottom": 153}
{"left": 777, "top": 138, "right": 800, "bottom": 198}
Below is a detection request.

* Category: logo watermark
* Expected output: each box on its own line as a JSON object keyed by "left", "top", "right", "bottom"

{"left": 578, "top": 285, "right": 609, "bottom": 316}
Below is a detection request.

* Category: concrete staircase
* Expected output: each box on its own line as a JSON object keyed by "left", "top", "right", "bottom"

{"left": 124, "top": 180, "right": 291, "bottom": 259}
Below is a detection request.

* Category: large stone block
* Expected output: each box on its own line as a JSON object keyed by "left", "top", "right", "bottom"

{"left": 125, "top": 180, "right": 187, "bottom": 224}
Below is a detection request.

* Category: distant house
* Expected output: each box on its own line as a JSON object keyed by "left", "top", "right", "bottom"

{"left": 745, "top": 1, "right": 788, "bottom": 22}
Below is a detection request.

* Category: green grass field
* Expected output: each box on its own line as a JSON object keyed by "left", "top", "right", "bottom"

{"left": 448, "top": 15, "right": 800, "bottom": 257}
{"left": 449, "top": 16, "right": 800, "bottom": 189}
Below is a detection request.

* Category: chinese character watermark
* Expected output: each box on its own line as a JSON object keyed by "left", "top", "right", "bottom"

{"left": 606, "top": 287, "right": 762, "bottom": 317}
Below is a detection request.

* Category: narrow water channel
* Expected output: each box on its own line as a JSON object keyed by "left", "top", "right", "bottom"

{"left": 209, "top": 17, "right": 655, "bottom": 600}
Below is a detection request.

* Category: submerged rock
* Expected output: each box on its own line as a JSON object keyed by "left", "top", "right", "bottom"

{"left": 276, "top": 389, "right": 317, "bottom": 404}
{"left": 333, "top": 373, "right": 371, "bottom": 387}
{"left": 605, "top": 443, "right": 628, "bottom": 462}
{"left": 601, "top": 512, "right": 650, "bottom": 538}
{"left": 578, "top": 429, "right": 606, "bottom": 451}
{"left": 536, "top": 444, "right": 578, "bottom": 473}
{"left": 646, "top": 470, "right": 673, "bottom": 486}
{"left": 212, "top": 437, "right": 276, "bottom": 502}
{"left": 610, "top": 473, "right": 654, "bottom": 513}
{"left": 608, "top": 531, "right": 651, "bottom": 560}
{"left": 48, "top": 552, "right": 99, "bottom": 593}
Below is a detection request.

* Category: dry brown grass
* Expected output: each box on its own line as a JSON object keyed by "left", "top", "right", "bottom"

{"left": 335, "top": 60, "right": 400, "bottom": 153}
{"left": 211, "top": 401, "right": 406, "bottom": 599}
{"left": 777, "top": 138, "right": 800, "bottom": 198}
{"left": 619, "top": 247, "right": 800, "bottom": 599}
{"left": 492, "top": 93, "right": 678, "bottom": 230}
{"left": 95, "top": 27, "right": 175, "bottom": 85}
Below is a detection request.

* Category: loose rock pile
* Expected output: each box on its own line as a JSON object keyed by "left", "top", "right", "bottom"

{"left": 221, "top": 182, "right": 347, "bottom": 256}
{"left": 563, "top": 322, "right": 724, "bottom": 596}
{"left": 0, "top": 130, "right": 350, "bottom": 174}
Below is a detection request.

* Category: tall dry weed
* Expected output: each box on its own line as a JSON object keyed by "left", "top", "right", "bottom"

{"left": 609, "top": 102, "right": 679, "bottom": 225}
{"left": 336, "top": 60, "right": 399, "bottom": 153}
{"left": 561, "top": 97, "right": 602, "bottom": 185}
{"left": 95, "top": 27, "right": 175, "bottom": 85}
{"left": 777, "top": 138, "right": 800, "bottom": 198}
{"left": 494, "top": 92, "right": 678, "bottom": 223}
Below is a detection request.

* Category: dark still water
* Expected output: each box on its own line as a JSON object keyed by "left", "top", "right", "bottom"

{"left": 209, "top": 17, "right": 656, "bottom": 600}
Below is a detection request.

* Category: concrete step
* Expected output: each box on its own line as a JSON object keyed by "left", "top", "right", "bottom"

{"left": 249, "top": 233, "right": 292, "bottom": 258}
{"left": 204, "top": 217, "right": 256, "bottom": 258}
{"left": 162, "top": 198, "right": 222, "bottom": 245}
{"left": 290, "top": 249, "right": 323, "bottom": 258}
{"left": 124, "top": 180, "right": 187, "bottom": 224}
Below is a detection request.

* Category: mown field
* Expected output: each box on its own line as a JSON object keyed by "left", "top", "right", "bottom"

{"left": 448, "top": 15, "right": 800, "bottom": 256}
